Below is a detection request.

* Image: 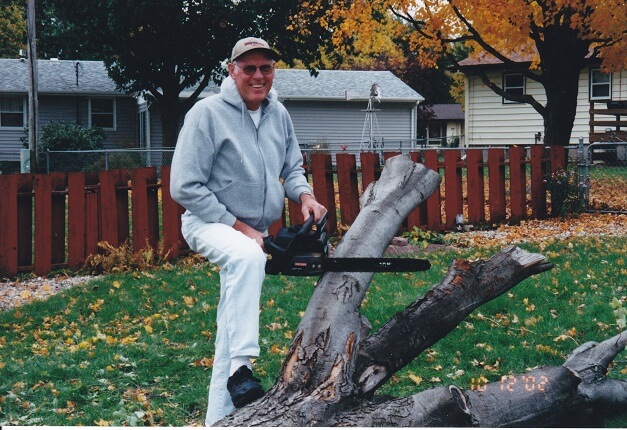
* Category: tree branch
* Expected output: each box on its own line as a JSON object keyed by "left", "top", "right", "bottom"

{"left": 354, "top": 246, "right": 553, "bottom": 397}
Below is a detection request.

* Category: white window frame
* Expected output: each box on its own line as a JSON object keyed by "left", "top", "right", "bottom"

{"left": 502, "top": 73, "right": 525, "bottom": 104}
{"left": 590, "top": 69, "right": 612, "bottom": 101}
{"left": 0, "top": 96, "right": 26, "bottom": 129}
{"left": 88, "top": 97, "right": 116, "bottom": 131}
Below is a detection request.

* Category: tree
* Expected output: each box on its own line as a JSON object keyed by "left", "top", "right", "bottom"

{"left": 0, "top": 0, "right": 26, "bottom": 58}
{"left": 293, "top": 0, "right": 627, "bottom": 147}
{"left": 41, "top": 0, "right": 331, "bottom": 147}
{"left": 215, "top": 155, "right": 626, "bottom": 425}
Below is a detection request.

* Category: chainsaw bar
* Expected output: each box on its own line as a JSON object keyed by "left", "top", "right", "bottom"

{"left": 267, "top": 254, "right": 431, "bottom": 276}
{"left": 324, "top": 257, "right": 431, "bottom": 273}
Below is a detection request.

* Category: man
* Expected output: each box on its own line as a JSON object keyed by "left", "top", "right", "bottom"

{"left": 170, "top": 37, "right": 326, "bottom": 425}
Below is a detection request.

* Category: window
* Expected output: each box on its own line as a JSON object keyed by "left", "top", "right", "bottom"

{"left": 0, "top": 96, "right": 25, "bottom": 128}
{"left": 503, "top": 73, "right": 525, "bottom": 104}
{"left": 590, "top": 69, "right": 611, "bottom": 100}
{"left": 89, "top": 98, "right": 116, "bottom": 129}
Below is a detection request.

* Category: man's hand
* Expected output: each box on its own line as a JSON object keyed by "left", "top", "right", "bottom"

{"left": 300, "top": 192, "right": 327, "bottom": 223}
{"left": 233, "top": 219, "right": 266, "bottom": 249}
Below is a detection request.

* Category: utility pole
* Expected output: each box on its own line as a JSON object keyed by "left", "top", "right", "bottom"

{"left": 27, "top": 0, "right": 39, "bottom": 172}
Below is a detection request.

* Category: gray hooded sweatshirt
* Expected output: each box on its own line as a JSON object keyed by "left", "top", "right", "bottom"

{"left": 170, "top": 76, "right": 312, "bottom": 232}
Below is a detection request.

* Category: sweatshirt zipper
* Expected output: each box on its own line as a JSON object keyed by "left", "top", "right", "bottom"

{"left": 248, "top": 106, "right": 268, "bottom": 230}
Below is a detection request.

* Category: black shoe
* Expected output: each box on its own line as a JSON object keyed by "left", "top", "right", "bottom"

{"left": 227, "top": 365, "right": 265, "bottom": 408}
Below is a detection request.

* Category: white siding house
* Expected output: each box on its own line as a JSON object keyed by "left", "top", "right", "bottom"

{"left": 459, "top": 58, "right": 627, "bottom": 146}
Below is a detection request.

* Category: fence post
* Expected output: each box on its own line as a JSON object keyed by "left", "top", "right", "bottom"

{"left": 488, "top": 148, "right": 506, "bottom": 223}
{"left": 466, "top": 149, "right": 485, "bottom": 225}
{"left": 336, "top": 153, "right": 360, "bottom": 226}
{"left": 0, "top": 175, "right": 19, "bottom": 276}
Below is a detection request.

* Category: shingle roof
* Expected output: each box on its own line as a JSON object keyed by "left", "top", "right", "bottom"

{"left": 273, "top": 69, "right": 423, "bottom": 102}
{"left": 0, "top": 59, "right": 126, "bottom": 96}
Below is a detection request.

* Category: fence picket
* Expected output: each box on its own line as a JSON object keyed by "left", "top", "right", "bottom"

{"left": 423, "top": 150, "right": 442, "bottom": 231}
{"left": 131, "top": 168, "right": 159, "bottom": 253}
{"left": 509, "top": 146, "right": 527, "bottom": 223}
{"left": 309, "top": 153, "right": 337, "bottom": 234}
{"left": 530, "top": 145, "right": 547, "bottom": 219}
{"left": 336, "top": 153, "right": 360, "bottom": 226}
{"left": 488, "top": 149, "right": 507, "bottom": 223}
{"left": 0, "top": 175, "right": 19, "bottom": 276}
{"left": 466, "top": 149, "right": 486, "bottom": 225}
{"left": 444, "top": 150, "right": 463, "bottom": 230}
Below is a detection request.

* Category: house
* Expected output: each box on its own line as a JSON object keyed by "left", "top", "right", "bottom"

{"left": 457, "top": 54, "right": 627, "bottom": 147}
{"left": 0, "top": 58, "right": 138, "bottom": 164}
{"left": 424, "top": 103, "right": 465, "bottom": 146}
{"left": 139, "top": 69, "right": 424, "bottom": 151}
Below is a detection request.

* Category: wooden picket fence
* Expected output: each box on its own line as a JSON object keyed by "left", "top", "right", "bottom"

{"left": 0, "top": 147, "right": 567, "bottom": 277}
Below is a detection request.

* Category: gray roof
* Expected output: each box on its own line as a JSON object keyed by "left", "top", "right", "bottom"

{"left": 0, "top": 59, "right": 127, "bottom": 96}
{"left": 273, "top": 69, "right": 423, "bottom": 103}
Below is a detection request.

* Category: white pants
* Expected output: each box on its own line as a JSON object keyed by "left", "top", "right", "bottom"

{"left": 181, "top": 215, "right": 267, "bottom": 426}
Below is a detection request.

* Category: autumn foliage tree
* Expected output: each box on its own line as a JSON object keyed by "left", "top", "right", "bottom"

{"left": 291, "top": 0, "right": 627, "bottom": 146}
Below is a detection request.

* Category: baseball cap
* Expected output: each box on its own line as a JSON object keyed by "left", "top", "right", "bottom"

{"left": 231, "top": 37, "right": 280, "bottom": 62}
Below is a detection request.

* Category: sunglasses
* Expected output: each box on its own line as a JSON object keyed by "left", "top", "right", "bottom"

{"left": 235, "top": 63, "right": 275, "bottom": 76}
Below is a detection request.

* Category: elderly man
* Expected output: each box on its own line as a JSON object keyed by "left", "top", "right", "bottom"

{"left": 170, "top": 37, "right": 326, "bottom": 425}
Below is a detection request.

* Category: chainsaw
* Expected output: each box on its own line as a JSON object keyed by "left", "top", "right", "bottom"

{"left": 263, "top": 213, "right": 431, "bottom": 276}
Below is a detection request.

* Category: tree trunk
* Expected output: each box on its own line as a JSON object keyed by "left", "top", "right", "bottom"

{"left": 215, "top": 155, "right": 625, "bottom": 426}
{"left": 538, "top": 25, "right": 589, "bottom": 147}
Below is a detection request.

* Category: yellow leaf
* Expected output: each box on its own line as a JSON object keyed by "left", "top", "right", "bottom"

{"left": 270, "top": 343, "right": 287, "bottom": 355}
{"left": 21, "top": 290, "right": 31, "bottom": 299}
{"left": 112, "top": 280, "right": 122, "bottom": 288}
{"left": 183, "top": 296, "right": 196, "bottom": 307}
{"left": 42, "top": 283, "right": 51, "bottom": 292}
{"left": 94, "top": 418, "right": 111, "bottom": 426}
{"left": 144, "top": 325, "right": 153, "bottom": 334}
{"left": 408, "top": 371, "right": 423, "bottom": 385}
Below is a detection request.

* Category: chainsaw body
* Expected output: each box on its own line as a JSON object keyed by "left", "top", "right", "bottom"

{"left": 263, "top": 213, "right": 431, "bottom": 276}
{"left": 264, "top": 213, "right": 329, "bottom": 276}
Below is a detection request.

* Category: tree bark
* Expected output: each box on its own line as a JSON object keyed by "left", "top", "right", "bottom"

{"left": 215, "top": 155, "right": 625, "bottom": 426}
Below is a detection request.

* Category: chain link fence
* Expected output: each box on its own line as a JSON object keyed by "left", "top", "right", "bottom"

{"left": 43, "top": 148, "right": 175, "bottom": 173}
{"left": 582, "top": 141, "right": 627, "bottom": 213}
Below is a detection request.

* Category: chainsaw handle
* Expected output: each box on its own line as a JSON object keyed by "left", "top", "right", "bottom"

{"left": 297, "top": 214, "right": 315, "bottom": 236}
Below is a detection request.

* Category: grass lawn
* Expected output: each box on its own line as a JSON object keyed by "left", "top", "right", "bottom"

{"left": 0, "top": 235, "right": 625, "bottom": 426}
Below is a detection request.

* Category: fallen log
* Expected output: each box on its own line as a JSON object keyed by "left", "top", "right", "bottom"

{"left": 215, "top": 154, "right": 625, "bottom": 426}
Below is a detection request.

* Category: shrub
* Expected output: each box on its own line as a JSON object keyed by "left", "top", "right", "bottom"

{"left": 36, "top": 120, "right": 106, "bottom": 152}
{"left": 546, "top": 167, "right": 586, "bottom": 218}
